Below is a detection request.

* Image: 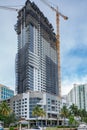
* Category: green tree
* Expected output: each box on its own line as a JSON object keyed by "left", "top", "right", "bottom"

{"left": 32, "top": 106, "right": 40, "bottom": 117}
{"left": 8, "top": 112, "right": 17, "bottom": 124}
{"left": 69, "top": 104, "right": 79, "bottom": 117}
{"left": 39, "top": 107, "right": 46, "bottom": 127}
{"left": 0, "top": 101, "right": 12, "bottom": 116}
{"left": 78, "top": 109, "right": 87, "bottom": 122}
{"left": 69, "top": 115, "right": 77, "bottom": 127}
{"left": 32, "top": 106, "right": 45, "bottom": 126}
{"left": 60, "top": 105, "right": 69, "bottom": 125}
{"left": 0, "top": 101, "right": 17, "bottom": 127}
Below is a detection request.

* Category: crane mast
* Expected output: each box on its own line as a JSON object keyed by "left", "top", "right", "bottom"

{"left": 56, "top": 7, "right": 61, "bottom": 97}
{"left": 40, "top": 0, "right": 68, "bottom": 97}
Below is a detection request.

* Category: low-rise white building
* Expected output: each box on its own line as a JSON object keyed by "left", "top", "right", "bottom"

{"left": 61, "top": 95, "right": 68, "bottom": 108}
{"left": 8, "top": 91, "right": 61, "bottom": 126}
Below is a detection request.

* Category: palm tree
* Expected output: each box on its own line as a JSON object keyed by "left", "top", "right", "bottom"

{"left": 69, "top": 104, "right": 79, "bottom": 117}
{"left": 32, "top": 106, "right": 45, "bottom": 126}
{"left": 32, "top": 106, "right": 40, "bottom": 117}
{"left": 60, "top": 105, "right": 69, "bottom": 126}
{"left": 0, "top": 101, "right": 12, "bottom": 116}
{"left": 69, "top": 115, "right": 76, "bottom": 126}
{"left": 8, "top": 112, "right": 17, "bottom": 124}
{"left": 39, "top": 108, "right": 46, "bottom": 127}
{"left": 78, "top": 109, "right": 87, "bottom": 122}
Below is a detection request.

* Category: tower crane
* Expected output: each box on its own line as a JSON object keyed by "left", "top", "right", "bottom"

{"left": 0, "top": 6, "right": 19, "bottom": 12}
{"left": 40, "top": 0, "right": 68, "bottom": 97}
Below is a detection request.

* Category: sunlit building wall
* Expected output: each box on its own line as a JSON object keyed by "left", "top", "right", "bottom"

{"left": 67, "top": 84, "right": 87, "bottom": 111}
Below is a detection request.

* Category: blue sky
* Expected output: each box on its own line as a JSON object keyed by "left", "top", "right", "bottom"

{"left": 0, "top": 0, "right": 87, "bottom": 95}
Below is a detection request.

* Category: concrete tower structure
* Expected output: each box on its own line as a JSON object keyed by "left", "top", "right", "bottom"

{"left": 15, "top": 0, "right": 59, "bottom": 96}
{"left": 0, "top": 1, "right": 61, "bottom": 124}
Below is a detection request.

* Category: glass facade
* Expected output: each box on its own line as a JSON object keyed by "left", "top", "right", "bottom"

{"left": 28, "top": 66, "right": 34, "bottom": 91}
{"left": 0, "top": 85, "right": 14, "bottom": 100}
{"left": 29, "top": 24, "right": 34, "bottom": 53}
{"left": 29, "top": 97, "right": 41, "bottom": 118}
{"left": 46, "top": 56, "right": 58, "bottom": 95}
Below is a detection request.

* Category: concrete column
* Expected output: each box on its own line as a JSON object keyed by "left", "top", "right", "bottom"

{"left": 19, "top": 123, "right": 21, "bottom": 130}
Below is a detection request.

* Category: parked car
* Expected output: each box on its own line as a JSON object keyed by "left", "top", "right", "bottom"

{"left": 77, "top": 123, "right": 87, "bottom": 130}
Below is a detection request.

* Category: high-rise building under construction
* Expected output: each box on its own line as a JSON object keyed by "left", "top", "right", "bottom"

{"left": 15, "top": 0, "right": 59, "bottom": 96}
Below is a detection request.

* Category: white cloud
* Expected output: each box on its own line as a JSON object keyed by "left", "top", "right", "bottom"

{"left": 62, "top": 75, "right": 87, "bottom": 95}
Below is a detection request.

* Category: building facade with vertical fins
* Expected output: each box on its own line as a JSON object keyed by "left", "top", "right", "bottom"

{"left": 15, "top": 0, "right": 59, "bottom": 96}
{"left": 67, "top": 84, "right": 87, "bottom": 111}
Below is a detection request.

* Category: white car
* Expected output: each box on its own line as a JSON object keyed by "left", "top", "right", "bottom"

{"left": 77, "top": 123, "right": 87, "bottom": 130}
